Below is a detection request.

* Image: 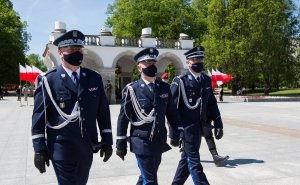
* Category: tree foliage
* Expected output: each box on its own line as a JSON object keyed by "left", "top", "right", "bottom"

{"left": 26, "top": 54, "right": 47, "bottom": 72}
{"left": 106, "top": 0, "right": 202, "bottom": 39}
{"left": 203, "top": 0, "right": 299, "bottom": 94}
{"left": 0, "top": 0, "right": 29, "bottom": 85}
{"left": 105, "top": 0, "right": 300, "bottom": 92}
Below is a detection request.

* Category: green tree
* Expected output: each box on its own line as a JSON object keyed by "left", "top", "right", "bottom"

{"left": 0, "top": 0, "right": 30, "bottom": 86}
{"left": 26, "top": 54, "right": 47, "bottom": 72}
{"left": 105, "top": 0, "right": 201, "bottom": 39}
{"left": 203, "top": 0, "right": 299, "bottom": 94}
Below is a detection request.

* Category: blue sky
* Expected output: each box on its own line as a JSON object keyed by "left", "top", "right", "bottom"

{"left": 11, "top": 0, "right": 300, "bottom": 57}
{"left": 11, "top": 0, "right": 114, "bottom": 57}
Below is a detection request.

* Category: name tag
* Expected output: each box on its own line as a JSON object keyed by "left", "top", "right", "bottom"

{"left": 159, "top": 93, "right": 168, "bottom": 98}
{"left": 89, "top": 87, "right": 98, "bottom": 91}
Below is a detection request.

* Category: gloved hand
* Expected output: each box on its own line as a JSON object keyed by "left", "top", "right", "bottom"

{"left": 170, "top": 139, "right": 179, "bottom": 147}
{"left": 179, "top": 137, "right": 185, "bottom": 152}
{"left": 100, "top": 145, "right": 113, "bottom": 162}
{"left": 214, "top": 128, "right": 223, "bottom": 140}
{"left": 116, "top": 149, "right": 127, "bottom": 160}
{"left": 34, "top": 150, "right": 50, "bottom": 173}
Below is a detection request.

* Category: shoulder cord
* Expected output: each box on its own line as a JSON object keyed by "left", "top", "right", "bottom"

{"left": 125, "top": 86, "right": 155, "bottom": 126}
{"left": 178, "top": 78, "right": 202, "bottom": 110}
{"left": 41, "top": 76, "right": 80, "bottom": 130}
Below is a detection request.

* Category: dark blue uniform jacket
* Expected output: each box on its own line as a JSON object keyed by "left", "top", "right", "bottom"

{"left": 116, "top": 79, "right": 182, "bottom": 156}
{"left": 32, "top": 65, "right": 113, "bottom": 160}
{"left": 170, "top": 71, "right": 223, "bottom": 143}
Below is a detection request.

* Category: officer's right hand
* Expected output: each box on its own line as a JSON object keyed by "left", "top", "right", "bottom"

{"left": 170, "top": 139, "right": 180, "bottom": 147}
{"left": 116, "top": 149, "right": 127, "bottom": 160}
{"left": 34, "top": 150, "right": 50, "bottom": 173}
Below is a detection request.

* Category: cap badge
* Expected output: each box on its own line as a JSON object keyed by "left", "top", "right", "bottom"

{"left": 150, "top": 48, "right": 153, "bottom": 53}
{"left": 73, "top": 31, "right": 78, "bottom": 37}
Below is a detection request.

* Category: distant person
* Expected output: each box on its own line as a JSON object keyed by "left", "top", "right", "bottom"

{"left": 16, "top": 85, "right": 22, "bottom": 101}
{"left": 219, "top": 84, "right": 224, "bottom": 102}
{"left": 22, "top": 85, "right": 29, "bottom": 101}
{"left": 0, "top": 86, "right": 3, "bottom": 100}
{"left": 31, "top": 30, "right": 113, "bottom": 185}
{"left": 104, "top": 80, "right": 112, "bottom": 104}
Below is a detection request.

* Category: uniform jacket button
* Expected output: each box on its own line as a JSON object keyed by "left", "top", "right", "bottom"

{"left": 82, "top": 118, "right": 85, "bottom": 121}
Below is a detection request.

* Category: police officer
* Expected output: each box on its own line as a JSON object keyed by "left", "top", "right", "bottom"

{"left": 170, "top": 46, "right": 225, "bottom": 185}
{"left": 204, "top": 111, "right": 229, "bottom": 166}
{"left": 116, "top": 47, "right": 184, "bottom": 185}
{"left": 31, "top": 30, "right": 113, "bottom": 185}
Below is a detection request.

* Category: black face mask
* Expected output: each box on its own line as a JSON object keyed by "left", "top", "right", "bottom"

{"left": 142, "top": 65, "right": 157, "bottom": 77}
{"left": 63, "top": 51, "right": 83, "bottom": 66}
{"left": 191, "top": 63, "right": 204, "bottom": 73}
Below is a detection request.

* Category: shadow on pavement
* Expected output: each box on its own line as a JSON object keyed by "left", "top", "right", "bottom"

{"left": 201, "top": 158, "right": 265, "bottom": 168}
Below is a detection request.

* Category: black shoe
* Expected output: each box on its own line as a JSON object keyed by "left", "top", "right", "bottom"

{"left": 213, "top": 154, "right": 229, "bottom": 166}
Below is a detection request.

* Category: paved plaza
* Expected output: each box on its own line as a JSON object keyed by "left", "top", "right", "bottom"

{"left": 0, "top": 96, "right": 299, "bottom": 185}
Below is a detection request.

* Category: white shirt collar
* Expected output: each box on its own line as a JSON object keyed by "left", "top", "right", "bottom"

{"left": 141, "top": 77, "right": 155, "bottom": 85}
{"left": 62, "top": 65, "right": 80, "bottom": 79}
{"left": 189, "top": 68, "right": 201, "bottom": 80}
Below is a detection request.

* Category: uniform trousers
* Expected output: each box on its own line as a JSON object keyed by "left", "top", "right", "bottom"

{"left": 204, "top": 130, "right": 216, "bottom": 151}
{"left": 52, "top": 155, "right": 93, "bottom": 185}
{"left": 135, "top": 153, "right": 162, "bottom": 185}
{"left": 172, "top": 138, "right": 210, "bottom": 185}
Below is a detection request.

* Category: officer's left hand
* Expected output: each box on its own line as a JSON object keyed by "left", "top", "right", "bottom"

{"left": 100, "top": 145, "right": 113, "bottom": 162}
{"left": 214, "top": 128, "right": 223, "bottom": 140}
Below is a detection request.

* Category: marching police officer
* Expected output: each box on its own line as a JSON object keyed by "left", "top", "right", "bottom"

{"left": 204, "top": 111, "right": 229, "bottom": 166}
{"left": 116, "top": 47, "right": 184, "bottom": 185}
{"left": 170, "top": 46, "right": 225, "bottom": 185}
{"left": 31, "top": 30, "right": 113, "bottom": 185}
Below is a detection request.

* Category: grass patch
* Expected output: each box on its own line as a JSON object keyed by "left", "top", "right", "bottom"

{"left": 223, "top": 88, "right": 300, "bottom": 97}
{"left": 244, "top": 88, "right": 300, "bottom": 97}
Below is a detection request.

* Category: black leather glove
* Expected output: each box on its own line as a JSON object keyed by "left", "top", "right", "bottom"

{"left": 214, "top": 128, "right": 224, "bottom": 140}
{"left": 116, "top": 149, "right": 127, "bottom": 160}
{"left": 179, "top": 138, "right": 185, "bottom": 152}
{"left": 170, "top": 139, "right": 179, "bottom": 147}
{"left": 100, "top": 145, "right": 113, "bottom": 162}
{"left": 34, "top": 150, "right": 50, "bottom": 173}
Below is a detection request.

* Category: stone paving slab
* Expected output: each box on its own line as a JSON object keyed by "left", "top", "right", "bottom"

{"left": 0, "top": 96, "right": 299, "bottom": 185}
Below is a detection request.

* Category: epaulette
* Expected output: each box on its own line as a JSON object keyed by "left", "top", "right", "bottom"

{"left": 125, "top": 81, "right": 137, "bottom": 88}
{"left": 44, "top": 68, "right": 56, "bottom": 76}
{"left": 171, "top": 75, "right": 183, "bottom": 86}
{"left": 81, "top": 67, "right": 100, "bottom": 75}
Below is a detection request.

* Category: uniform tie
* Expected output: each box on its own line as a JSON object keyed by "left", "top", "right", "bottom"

{"left": 148, "top": 83, "right": 155, "bottom": 93}
{"left": 196, "top": 76, "right": 201, "bottom": 83}
{"left": 72, "top": 72, "right": 79, "bottom": 87}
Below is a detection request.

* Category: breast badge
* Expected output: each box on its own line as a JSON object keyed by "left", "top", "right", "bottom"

{"left": 60, "top": 102, "right": 65, "bottom": 109}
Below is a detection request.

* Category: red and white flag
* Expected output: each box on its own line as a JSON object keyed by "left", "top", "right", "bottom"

{"left": 32, "top": 65, "right": 43, "bottom": 82}
{"left": 25, "top": 65, "right": 34, "bottom": 83}
{"left": 19, "top": 64, "right": 27, "bottom": 81}
{"left": 209, "top": 68, "right": 234, "bottom": 89}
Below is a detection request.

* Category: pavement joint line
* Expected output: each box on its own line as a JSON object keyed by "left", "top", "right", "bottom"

{"left": 224, "top": 118, "right": 300, "bottom": 138}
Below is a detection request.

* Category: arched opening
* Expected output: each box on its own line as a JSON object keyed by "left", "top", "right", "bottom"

{"left": 112, "top": 51, "right": 136, "bottom": 100}
{"left": 156, "top": 52, "right": 185, "bottom": 82}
